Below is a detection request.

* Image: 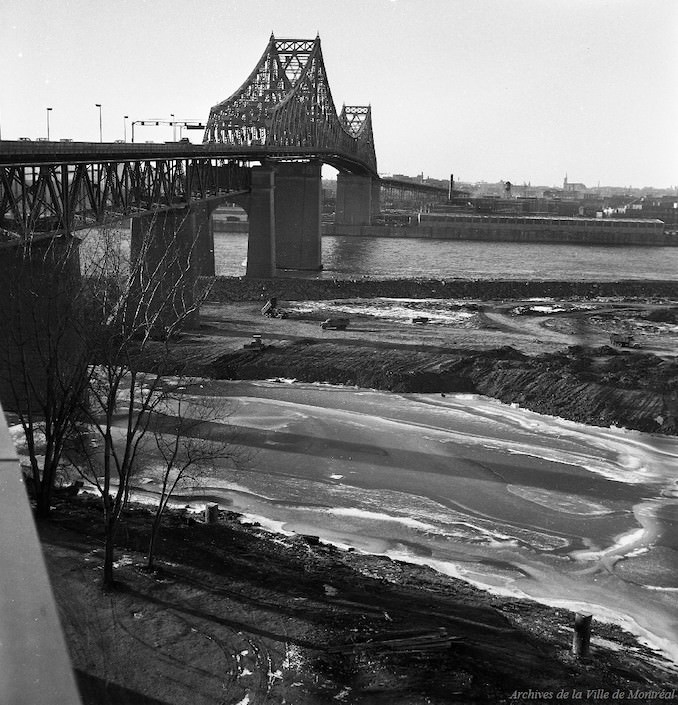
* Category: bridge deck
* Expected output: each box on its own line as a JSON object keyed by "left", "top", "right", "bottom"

{"left": 0, "top": 141, "right": 377, "bottom": 176}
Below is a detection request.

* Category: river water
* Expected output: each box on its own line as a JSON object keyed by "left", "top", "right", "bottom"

{"left": 147, "top": 381, "right": 678, "bottom": 664}
{"left": 215, "top": 233, "right": 678, "bottom": 281}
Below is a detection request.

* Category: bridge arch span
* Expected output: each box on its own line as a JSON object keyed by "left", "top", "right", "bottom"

{"left": 203, "top": 34, "right": 378, "bottom": 178}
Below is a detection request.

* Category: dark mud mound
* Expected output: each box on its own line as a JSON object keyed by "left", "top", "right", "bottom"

{"left": 211, "top": 342, "right": 678, "bottom": 435}
{"left": 209, "top": 276, "right": 678, "bottom": 303}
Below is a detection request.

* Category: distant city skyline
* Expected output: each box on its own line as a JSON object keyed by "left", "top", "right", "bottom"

{"left": 1, "top": 0, "right": 676, "bottom": 188}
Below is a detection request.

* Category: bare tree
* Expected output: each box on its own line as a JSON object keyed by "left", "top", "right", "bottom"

{"left": 145, "top": 389, "right": 243, "bottom": 571}
{"left": 0, "top": 235, "right": 91, "bottom": 518}
{"left": 2, "top": 208, "right": 216, "bottom": 588}
{"left": 68, "top": 210, "right": 213, "bottom": 589}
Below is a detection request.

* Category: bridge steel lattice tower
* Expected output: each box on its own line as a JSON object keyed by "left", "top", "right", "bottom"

{"left": 204, "top": 34, "right": 379, "bottom": 276}
{"left": 335, "top": 105, "right": 380, "bottom": 226}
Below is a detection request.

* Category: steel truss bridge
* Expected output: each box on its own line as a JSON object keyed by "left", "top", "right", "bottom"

{"left": 204, "top": 34, "right": 378, "bottom": 176}
{"left": 380, "top": 177, "right": 449, "bottom": 207}
{"left": 0, "top": 34, "right": 447, "bottom": 244}
{"left": 0, "top": 143, "right": 253, "bottom": 241}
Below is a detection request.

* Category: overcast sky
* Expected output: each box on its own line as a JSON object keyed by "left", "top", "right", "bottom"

{"left": 1, "top": 0, "right": 676, "bottom": 188}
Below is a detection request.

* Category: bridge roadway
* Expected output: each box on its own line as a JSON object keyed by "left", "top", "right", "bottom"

{"left": 0, "top": 139, "right": 447, "bottom": 273}
{"left": 0, "top": 139, "right": 377, "bottom": 177}
{"left": 0, "top": 141, "right": 449, "bottom": 199}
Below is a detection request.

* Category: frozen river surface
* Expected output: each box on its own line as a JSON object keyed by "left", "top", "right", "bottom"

{"left": 141, "top": 380, "right": 678, "bottom": 662}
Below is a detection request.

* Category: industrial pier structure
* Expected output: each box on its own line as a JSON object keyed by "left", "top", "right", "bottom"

{"left": 327, "top": 213, "right": 672, "bottom": 246}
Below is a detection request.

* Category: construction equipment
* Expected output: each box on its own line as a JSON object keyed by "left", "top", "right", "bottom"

{"left": 321, "top": 317, "right": 350, "bottom": 330}
{"left": 261, "top": 297, "right": 288, "bottom": 319}
{"left": 610, "top": 332, "right": 634, "bottom": 347}
{"left": 243, "top": 334, "right": 264, "bottom": 349}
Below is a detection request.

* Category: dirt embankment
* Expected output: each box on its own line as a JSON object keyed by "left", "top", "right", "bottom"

{"left": 209, "top": 276, "right": 678, "bottom": 303}
{"left": 209, "top": 342, "right": 678, "bottom": 435}
{"left": 43, "top": 496, "right": 678, "bottom": 705}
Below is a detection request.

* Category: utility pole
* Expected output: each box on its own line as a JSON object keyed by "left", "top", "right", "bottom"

{"left": 95, "top": 103, "right": 102, "bottom": 142}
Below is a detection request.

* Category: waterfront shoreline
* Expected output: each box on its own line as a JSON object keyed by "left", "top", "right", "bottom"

{"left": 190, "top": 277, "right": 678, "bottom": 436}
{"left": 323, "top": 221, "right": 677, "bottom": 247}
{"left": 42, "top": 494, "right": 678, "bottom": 704}
{"left": 208, "top": 275, "right": 678, "bottom": 303}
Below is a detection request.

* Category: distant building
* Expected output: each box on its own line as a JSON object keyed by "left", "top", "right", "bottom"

{"left": 212, "top": 204, "right": 248, "bottom": 233}
{"left": 214, "top": 205, "right": 247, "bottom": 222}
{"left": 563, "top": 174, "right": 586, "bottom": 199}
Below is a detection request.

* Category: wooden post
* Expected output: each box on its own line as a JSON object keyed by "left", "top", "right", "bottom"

{"left": 572, "top": 613, "right": 592, "bottom": 657}
{"left": 204, "top": 503, "right": 219, "bottom": 524}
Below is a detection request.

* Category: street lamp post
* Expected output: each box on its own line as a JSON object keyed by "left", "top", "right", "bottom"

{"left": 46, "top": 107, "right": 52, "bottom": 140}
{"left": 123, "top": 115, "right": 129, "bottom": 142}
{"left": 95, "top": 103, "right": 102, "bottom": 142}
{"left": 170, "top": 113, "right": 176, "bottom": 141}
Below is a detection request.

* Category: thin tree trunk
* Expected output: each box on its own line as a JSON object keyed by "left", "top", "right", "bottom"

{"left": 147, "top": 526, "right": 157, "bottom": 571}
{"left": 103, "top": 515, "right": 116, "bottom": 590}
{"left": 35, "top": 462, "right": 55, "bottom": 519}
{"left": 35, "top": 491, "right": 51, "bottom": 519}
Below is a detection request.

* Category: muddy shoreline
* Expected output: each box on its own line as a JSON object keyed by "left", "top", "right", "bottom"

{"left": 43, "top": 495, "right": 678, "bottom": 704}
{"left": 206, "top": 343, "right": 678, "bottom": 437}
{"left": 197, "top": 277, "right": 678, "bottom": 436}
{"left": 208, "top": 276, "right": 678, "bottom": 303}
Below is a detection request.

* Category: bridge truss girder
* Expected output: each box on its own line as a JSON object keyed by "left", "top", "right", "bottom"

{"left": 380, "top": 179, "right": 449, "bottom": 209}
{"left": 0, "top": 157, "right": 250, "bottom": 241}
{"left": 204, "top": 34, "right": 377, "bottom": 176}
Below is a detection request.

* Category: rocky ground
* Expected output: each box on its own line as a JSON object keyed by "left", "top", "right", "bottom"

{"left": 41, "top": 277, "right": 678, "bottom": 704}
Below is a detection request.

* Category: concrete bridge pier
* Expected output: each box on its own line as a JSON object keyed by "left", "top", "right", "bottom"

{"left": 371, "top": 178, "right": 382, "bottom": 218}
{"left": 190, "top": 201, "right": 221, "bottom": 277}
{"left": 0, "top": 237, "right": 84, "bottom": 413}
{"left": 335, "top": 173, "right": 376, "bottom": 225}
{"left": 244, "top": 166, "right": 276, "bottom": 278}
{"left": 240, "top": 162, "right": 323, "bottom": 277}
{"left": 130, "top": 206, "right": 202, "bottom": 334}
{"left": 273, "top": 161, "right": 322, "bottom": 271}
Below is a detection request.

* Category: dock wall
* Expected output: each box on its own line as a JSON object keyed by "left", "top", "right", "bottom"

{"left": 323, "top": 223, "right": 676, "bottom": 246}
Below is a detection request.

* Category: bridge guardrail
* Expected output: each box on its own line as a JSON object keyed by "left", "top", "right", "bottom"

{"left": 0, "top": 141, "right": 376, "bottom": 174}
{"left": 0, "top": 404, "right": 82, "bottom": 705}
